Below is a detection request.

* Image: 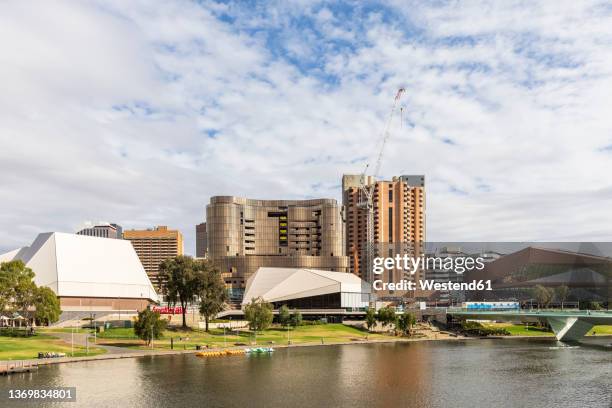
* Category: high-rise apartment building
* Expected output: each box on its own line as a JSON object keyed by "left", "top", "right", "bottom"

{"left": 195, "top": 222, "right": 207, "bottom": 258}
{"left": 123, "top": 226, "right": 184, "bottom": 288}
{"left": 206, "top": 196, "right": 348, "bottom": 298}
{"left": 77, "top": 222, "right": 123, "bottom": 239}
{"left": 343, "top": 174, "right": 426, "bottom": 279}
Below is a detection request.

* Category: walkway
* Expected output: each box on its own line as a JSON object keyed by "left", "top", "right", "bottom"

{"left": 51, "top": 331, "right": 144, "bottom": 355}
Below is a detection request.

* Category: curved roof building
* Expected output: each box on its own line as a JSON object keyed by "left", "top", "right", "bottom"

{"left": 242, "top": 267, "right": 370, "bottom": 310}
{"left": 0, "top": 232, "right": 159, "bottom": 311}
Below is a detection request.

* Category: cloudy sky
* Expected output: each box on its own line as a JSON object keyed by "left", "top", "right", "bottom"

{"left": 1, "top": 0, "right": 612, "bottom": 254}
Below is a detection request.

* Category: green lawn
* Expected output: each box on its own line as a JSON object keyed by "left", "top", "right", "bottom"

{"left": 482, "top": 323, "right": 612, "bottom": 337}
{"left": 97, "top": 324, "right": 387, "bottom": 350}
{"left": 591, "top": 325, "right": 612, "bottom": 335}
{"left": 0, "top": 334, "right": 106, "bottom": 360}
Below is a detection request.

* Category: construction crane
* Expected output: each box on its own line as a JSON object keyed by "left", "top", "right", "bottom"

{"left": 358, "top": 88, "right": 405, "bottom": 293}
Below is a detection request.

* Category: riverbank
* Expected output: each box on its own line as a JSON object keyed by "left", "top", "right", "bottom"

{"left": 5, "top": 337, "right": 610, "bottom": 408}
{"left": 4, "top": 331, "right": 597, "bottom": 372}
{"left": 3, "top": 323, "right": 611, "bottom": 370}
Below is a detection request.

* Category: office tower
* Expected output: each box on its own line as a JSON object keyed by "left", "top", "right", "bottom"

{"left": 195, "top": 222, "right": 207, "bottom": 258}
{"left": 343, "top": 174, "right": 426, "bottom": 279}
{"left": 123, "top": 226, "right": 184, "bottom": 288}
{"left": 424, "top": 246, "right": 468, "bottom": 306}
{"left": 77, "top": 222, "right": 123, "bottom": 239}
{"left": 206, "top": 196, "right": 348, "bottom": 299}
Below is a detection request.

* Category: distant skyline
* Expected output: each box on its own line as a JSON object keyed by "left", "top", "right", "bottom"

{"left": 2, "top": 1, "right": 612, "bottom": 255}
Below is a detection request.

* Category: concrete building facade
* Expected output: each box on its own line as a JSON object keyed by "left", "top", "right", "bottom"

{"left": 123, "top": 226, "right": 184, "bottom": 288}
{"left": 77, "top": 222, "right": 123, "bottom": 239}
{"left": 195, "top": 222, "right": 207, "bottom": 258}
{"left": 206, "top": 196, "right": 348, "bottom": 297}
{"left": 343, "top": 174, "right": 426, "bottom": 279}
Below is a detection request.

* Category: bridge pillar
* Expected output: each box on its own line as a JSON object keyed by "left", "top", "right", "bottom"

{"left": 547, "top": 317, "right": 594, "bottom": 342}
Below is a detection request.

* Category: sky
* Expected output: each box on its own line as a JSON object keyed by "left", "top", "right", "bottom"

{"left": 1, "top": 0, "right": 612, "bottom": 255}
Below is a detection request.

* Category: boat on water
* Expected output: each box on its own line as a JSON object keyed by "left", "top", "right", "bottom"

{"left": 245, "top": 347, "right": 275, "bottom": 354}
{"left": 195, "top": 347, "right": 274, "bottom": 358}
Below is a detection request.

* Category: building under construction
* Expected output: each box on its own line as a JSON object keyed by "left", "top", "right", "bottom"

{"left": 342, "top": 174, "right": 426, "bottom": 285}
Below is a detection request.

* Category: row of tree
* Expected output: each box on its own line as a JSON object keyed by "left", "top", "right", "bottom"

{"left": 0, "top": 260, "right": 61, "bottom": 326}
{"left": 365, "top": 306, "right": 416, "bottom": 336}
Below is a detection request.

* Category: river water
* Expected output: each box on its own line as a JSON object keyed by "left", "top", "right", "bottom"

{"left": 1, "top": 338, "right": 611, "bottom": 407}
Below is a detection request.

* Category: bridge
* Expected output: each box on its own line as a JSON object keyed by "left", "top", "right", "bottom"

{"left": 447, "top": 309, "right": 612, "bottom": 341}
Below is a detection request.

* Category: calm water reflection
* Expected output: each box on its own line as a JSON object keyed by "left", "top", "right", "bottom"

{"left": 2, "top": 338, "right": 611, "bottom": 408}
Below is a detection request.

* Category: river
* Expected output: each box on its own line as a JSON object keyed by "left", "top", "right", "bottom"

{"left": 2, "top": 338, "right": 611, "bottom": 407}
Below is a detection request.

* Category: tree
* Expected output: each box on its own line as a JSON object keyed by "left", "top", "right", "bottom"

{"left": 396, "top": 311, "right": 416, "bottom": 336}
{"left": 0, "top": 260, "right": 37, "bottom": 321}
{"left": 158, "top": 256, "right": 200, "bottom": 329}
{"left": 290, "top": 309, "right": 302, "bottom": 328}
{"left": 278, "top": 304, "right": 291, "bottom": 329}
{"left": 34, "top": 286, "right": 61, "bottom": 326}
{"left": 0, "top": 261, "right": 18, "bottom": 314}
{"left": 377, "top": 306, "right": 397, "bottom": 331}
{"left": 196, "top": 260, "right": 228, "bottom": 332}
{"left": 134, "top": 309, "right": 167, "bottom": 347}
{"left": 365, "top": 308, "right": 377, "bottom": 332}
{"left": 555, "top": 285, "right": 569, "bottom": 309}
{"left": 532, "top": 285, "right": 553, "bottom": 309}
{"left": 244, "top": 297, "right": 274, "bottom": 336}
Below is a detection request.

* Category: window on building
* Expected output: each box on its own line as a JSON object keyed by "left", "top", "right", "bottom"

{"left": 388, "top": 207, "right": 393, "bottom": 243}
{"left": 388, "top": 190, "right": 393, "bottom": 203}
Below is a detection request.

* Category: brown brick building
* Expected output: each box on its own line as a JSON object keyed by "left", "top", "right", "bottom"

{"left": 123, "top": 226, "right": 184, "bottom": 288}
{"left": 342, "top": 174, "right": 426, "bottom": 279}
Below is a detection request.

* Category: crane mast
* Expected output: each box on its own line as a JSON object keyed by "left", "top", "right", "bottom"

{"left": 358, "top": 88, "right": 405, "bottom": 298}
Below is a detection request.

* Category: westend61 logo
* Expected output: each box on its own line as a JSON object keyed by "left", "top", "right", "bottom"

{"left": 371, "top": 254, "right": 492, "bottom": 292}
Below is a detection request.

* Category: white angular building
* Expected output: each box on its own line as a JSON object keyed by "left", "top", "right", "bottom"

{"left": 0, "top": 232, "right": 159, "bottom": 311}
{"left": 241, "top": 267, "right": 371, "bottom": 310}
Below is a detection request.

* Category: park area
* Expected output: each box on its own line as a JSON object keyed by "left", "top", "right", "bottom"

{"left": 2, "top": 322, "right": 612, "bottom": 360}
{"left": 92, "top": 323, "right": 387, "bottom": 350}
{"left": 0, "top": 330, "right": 106, "bottom": 360}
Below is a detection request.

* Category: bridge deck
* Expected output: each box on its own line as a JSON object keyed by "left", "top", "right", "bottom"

{"left": 446, "top": 310, "right": 612, "bottom": 341}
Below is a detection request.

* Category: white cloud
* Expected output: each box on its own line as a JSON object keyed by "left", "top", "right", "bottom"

{"left": 1, "top": 0, "right": 612, "bottom": 254}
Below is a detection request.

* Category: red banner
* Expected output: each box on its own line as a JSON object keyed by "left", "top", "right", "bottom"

{"left": 152, "top": 306, "right": 184, "bottom": 315}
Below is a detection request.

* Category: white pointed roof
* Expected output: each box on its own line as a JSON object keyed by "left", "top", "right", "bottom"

{"left": 242, "top": 267, "right": 370, "bottom": 305}
{"left": 0, "top": 232, "right": 158, "bottom": 302}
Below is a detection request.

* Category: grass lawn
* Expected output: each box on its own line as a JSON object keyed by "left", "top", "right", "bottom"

{"left": 480, "top": 322, "right": 553, "bottom": 336}
{"left": 0, "top": 334, "right": 106, "bottom": 360}
{"left": 591, "top": 325, "right": 612, "bottom": 335}
{"left": 97, "top": 324, "right": 389, "bottom": 350}
{"left": 482, "top": 323, "right": 612, "bottom": 337}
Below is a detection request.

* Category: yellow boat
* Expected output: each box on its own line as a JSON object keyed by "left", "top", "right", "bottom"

{"left": 196, "top": 349, "right": 246, "bottom": 357}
